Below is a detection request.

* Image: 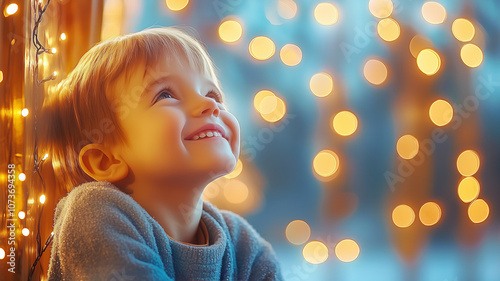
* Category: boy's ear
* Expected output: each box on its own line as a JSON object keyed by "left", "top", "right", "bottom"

{"left": 79, "top": 143, "right": 128, "bottom": 183}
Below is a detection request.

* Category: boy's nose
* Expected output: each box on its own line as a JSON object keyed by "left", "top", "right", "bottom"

{"left": 190, "top": 94, "right": 220, "bottom": 118}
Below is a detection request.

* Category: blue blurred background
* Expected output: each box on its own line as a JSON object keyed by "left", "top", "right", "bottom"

{"left": 108, "top": 0, "right": 500, "bottom": 280}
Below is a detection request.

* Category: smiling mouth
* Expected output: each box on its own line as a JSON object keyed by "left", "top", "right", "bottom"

{"left": 186, "top": 130, "right": 227, "bottom": 141}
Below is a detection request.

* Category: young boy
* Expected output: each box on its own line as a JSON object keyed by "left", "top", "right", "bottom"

{"left": 43, "top": 26, "right": 283, "bottom": 280}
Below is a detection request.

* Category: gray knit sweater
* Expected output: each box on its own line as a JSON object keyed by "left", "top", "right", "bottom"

{"left": 46, "top": 180, "right": 283, "bottom": 280}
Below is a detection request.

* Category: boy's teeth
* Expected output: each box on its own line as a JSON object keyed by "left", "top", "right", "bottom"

{"left": 191, "top": 130, "right": 221, "bottom": 140}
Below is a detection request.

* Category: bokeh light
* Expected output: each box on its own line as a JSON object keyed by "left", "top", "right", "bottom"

{"left": 456, "top": 150, "right": 480, "bottom": 176}
{"left": 260, "top": 96, "right": 287, "bottom": 122}
{"left": 310, "top": 72, "right": 334, "bottom": 97}
{"left": 396, "top": 135, "right": 419, "bottom": 160}
{"left": 369, "top": 0, "right": 393, "bottom": 19}
{"left": 419, "top": 202, "right": 442, "bottom": 226}
{"left": 19, "top": 172, "right": 26, "bottom": 181}
{"left": 223, "top": 179, "right": 249, "bottom": 204}
{"left": 314, "top": 3, "right": 339, "bottom": 25}
{"left": 313, "top": 150, "right": 340, "bottom": 178}
{"left": 468, "top": 199, "right": 489, "bottom": 224}
{"left": 332, "top": 111, "right": 358, "bottom": 136}
{"left": 417, "top": 49, "right": 441, "bottom": 75}
{"left": 254, "top": 90, "right": 276, "bottom": 113}
{"left": 218, "top": 20, "right": 243, "bottom": 43}
{"left": 421, "top": 1, "right": 447, "bottom": 24}
{"left": 392, "top": 204, "right": 415, "bottom": 228}
{"left": 280, "top": 44, "right": 302, "bottom": 66}
{"left": 377, "top": 18, "right": 400, "bottom": 42}
{"left": 460, "top": 43, "right": 483, "bottom": 68}
{"left": 409, "top": 35, "right": 433, "bottom": 58}
{"left": 249, "top": 36, "right": 276, "bottom": 61}
{"left": 0, "top": 248, "right": 4, "bottom": 260}
{"left": 22, "top": 228, "right": 30, "bottom": 236}
{"left": 452, "top": 18, "right": 475, "bottom": 42}
{"left": 21, "top": 108, "right": 29, "bottom": 117}
{"left": 0, "top": 70, "right": 3, "bottom": 83}
{"left": 224, "top": 158, "right": 243, "bottom": 179}
{"left": 335, "top": 239, "right": 360, "bottom": 262}
{"left": 458, "top": 176, "right": 480, "bottom": 203}
{"left": 429, "top": 99, "right": 453, "bottom": 126}
{"left": 165, "top": 0, "right": 189, "bottom": 11}
{"left": 18, "top": 211, "right": 26, "bottom": 219}
{"left": 39, "top": 194, "right": 46, "bottom": 204}
{"left": 278, "top": 0, "right": 298, "bottom": 20}
{"left": 285, "top": 220, "right": 311, "bottom": 245}
{"left": 363, "top": 59, "right": 388, "bottom": 85}
{"left": 303, "top": 241, "right": 329, "bottom": 264}
{"left": 4, "top": 3, "right": 18, "bottom": 16}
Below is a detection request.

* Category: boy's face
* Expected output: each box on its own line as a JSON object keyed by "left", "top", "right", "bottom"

{"left": 109, "top": 52, "right": 240, "bottom": 188}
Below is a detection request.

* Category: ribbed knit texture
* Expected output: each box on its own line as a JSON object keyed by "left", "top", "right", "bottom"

{"left": 46, "top": 180, "right": 283, "bottom": 281}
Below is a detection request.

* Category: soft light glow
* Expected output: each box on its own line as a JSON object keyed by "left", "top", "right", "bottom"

{"left": 223, "top": 179, "right": 249, "bottom": 204}
{"left": 363, "top": 59, "right": 388, "bottom": 85}
{"left": 417, "top": 49, "right": 441, "bottom": 75}
{"left": 278, "top": 0, "right": 298, "bottom": 19}
{"left": 254, "top": 90, "right": 276, "bottom": 113}
{"left": 396, "top": 135, "right": 419, "bottom": 160}
{"left": 249, "top": 36, "right": 275, "bottom": 61}
{"left": 310, "top": 72, "right": 333, "bottom": 97}
{"left": 285, "top": 220, "right": 311, "bottom": 245}
{"left": 409, "top": 35, "right": 433, "bottom": 58}
{"left": 218, "top": 20, "right": 243, "bottom": 43}
{"left": 392, "top": 204, "right": 415, "bottom": 228}
{"left": 419, "top": 202, "right": 441, "bottom": 226}
{"left": 259, "top": 95, "right": 278, "bottom": 114}
{"left": 4, "top": 3, "right": 18, "bottom": 16}
{"left": 452, "top": 18, "right": 475, "bottom": 42}
{"left": 369, "top": 0, "right": 393, "bottom": 19}
{"left": 0, "top": 248, "right": 5, "bottom": 259}
{"left": 460, "top": 43, "right": 483, "bottom": 68}
{"left": 458, "top": 176, "right": 480, "bottom": 203}
{"left": 39, "top": 194, "right": 46, "bottom": 204}
{"left": 51, "top": 48, "right": 57, "bottom": 54}
{"left": 52, "top": 71, "right": 58, "bottom": 78}
{"left": 280, "top": 44, "right": 302, "bottom": 66}
{"left": 43, "top": 153, "right": 49, "bottom": 160}
{"left": 335, "top": 239, "right": 360, "bottom": 262}
{"left": 314, "top": 3, "right": 339, "bottom": 25}
{"left": 457, "top": 150, "right": 480, "bottom": 176}
{"left": 19, "top": 173, "right": 26, "bottom": 181}
{"left": 22, "top": 228, "right": 30, "bottom": 236}
{"left": 313, "top": 150, "right": 340, "bottom": 178}
{"left": 165, "top": 0, "right": 189, "bottom": 11}
{"left": 21, "top": 108, "right": 29, "bottom": 117}
{"left": 468, "top": 199, "right": 489, "bottom": 224}
{"left": 18, "top": 211, "right": 26, "bottom": 219}
{"left": 260, "top": 96, "right": 286, "bottom": 122}
{"left": 429, "top": 99, "right": 453, "bottom": 126}
{"left": 377, "top": 18, "right": 400, "bottom": 42}
{"left": 303, "top": 241, "right": 329, "bottom": 264}
{"left": 333, "top": 111, "right": 358, "bottom": 136}
{"left": 421, "top": 1, "right": 447, "bottom": 24}
{"left": 60, "top": 33, "right": 67, "bottom": 40}
{"left": 224, "top": 159, "right": 243, "bottom": 179}
{"left": 0, "top": 70, "right": 3, "bottom": 83}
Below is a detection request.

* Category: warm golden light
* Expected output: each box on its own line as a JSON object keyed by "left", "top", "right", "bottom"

{"left": 335, "top": 239, "right": 360, "bottom": 262}
{"left": 285, "top": 220, "right": 311, "bottom": 245}
{"left": 21, "top": 108, "right": 29, "bottom": 117}
{"left": 249, "top": 36, "right": 276, "bottom": 61}
{"left": 460, "top": 43, "right": 483, "bottom": 68}
{"left": 39, "top": 194, "right": 46, "bottom": 204}
{"left": 419, "top": 202, "right": 441, "bottom": 226}
{"left": 409, "top": 35, "right": 433, "bottom": 58}
{"left": 396, "top": 135, "right": 419, "bottom": 160}
{"left": 165, "top": 0, "right": 189, "bottom": 11}
{"left": 4, "top": 3, "right": 18, "bottom": 16}
{"left": 0, "top": 248, "right": 4, "bottom": 260}
{"left": 22, "top": 228, "right": 30, "bottom": 236}
{"left": 60, "top": 33, "right": 67, "bottom": 41}
{"left": 417, "top": 49, "right": 441, "bottom": 75}
{"left": 363, "top": 59, "right": 388, "bottom": 85}
{"left": 458, "top": 176, "right": 480, "bottom": 203}
{"left": 457, "top": 150, "right": 480, "bottom": 176}
{"left": 43, "top": 153, "right": 49, "bottom": 160}
{"left": 392, "top": 204, "right": 415, "bottom": 228}
{"left": 421, "top": 1, "right": 447, "bottom": 24}
{"left": 278, "top": 0, "right": 298, "bottom": 19}
{"left": 377, "top": 18, "right": 400, "bottom": 42}
{"left": 259, "top": 95, "right": 278, "bottom": 114}
{"left": 225, "top": 159, "right": 243, "bottom": 179}
{"left": 18, "top": 211, "right": 26, "bottom": 219}
{"left": 314, "top": 3, "right": 339, "bottom": 25}
{"left": 260, "top": 96, "right": 286, "bottom": 122}
{"left": 19, "top": 173, "right": 26, "bottom": 181}
{"left": 309, "top": 72, "right": 333, "bottom": 97}
{"left": 369, "top": 0, "right": 393, "bottom": 19}
{"left": 303, "top": 241, "right": 329, "bottom": 264}
{"left": 218, "top": 20, "right": 243, "bottom": 43}
{"left": 429, "top": 99, "right": 453, "bottom": 126}
{"left": 51, "top": 48, "right": 57, "bottom": 54}
{"left": 254, "top": 90, "right": 276, "bottom": 112}
{"left": 468, "top": 199, "right": 489, "bottom": 224}
{"left": 333, "top": 111, "right": 358, "bottom": 136}
{"left": 313, "top": 150, "right": 340, "bottom": 178}
{"left": 280, "top": 44, "right": 302, "bottom": 66}
{"left": 0, "top": 70, "right": 3, "bottom": 83}
{"left": 223, "top": 179, "right": 249, "bottom": 204}
{"left": 452, "top": 18, "right": 475, "bottom": 42}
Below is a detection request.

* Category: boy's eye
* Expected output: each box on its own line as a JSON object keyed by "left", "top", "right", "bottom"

{"left": 207, "top": 90, "right": 223, "bottom": 104}
{"left": 155, "top": 88, "right": 175, "bottom": 103}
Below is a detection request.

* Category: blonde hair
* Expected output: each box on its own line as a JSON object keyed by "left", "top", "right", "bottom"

{"left": 40, "top": 26, "right": 224, "bottom": 191}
